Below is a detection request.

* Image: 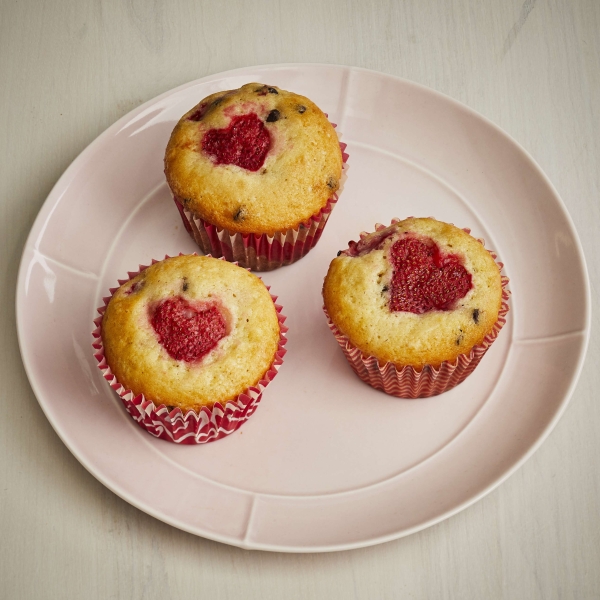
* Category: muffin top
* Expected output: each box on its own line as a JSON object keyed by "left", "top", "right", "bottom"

{"left": 323, "top": 218, "right": 503, "bottom": 368}
{"left": 164, "top": 83, "right": 343, "bottom": 236}
{"left": 101, "top": 255, "right": 281, "bottom": 411}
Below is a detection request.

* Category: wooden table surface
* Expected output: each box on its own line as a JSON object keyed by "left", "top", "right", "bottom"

{"left": 2, "top": 1, "right": 599, "bottom": 598}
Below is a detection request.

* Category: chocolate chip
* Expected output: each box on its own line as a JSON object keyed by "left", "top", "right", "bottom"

{"left": 182, "top": 278, "right": 189, "bottom": 292}
{"left": 267, "top": 87, "right": 278, "bottom": 94}
{"left": 456, "top": 335, "right": 463, "bottom": 345}
{"left": 382, "top": 285, "right": 389, "bottom": 293}
{"left": 297, "top": 105, "right": 306, "bottom": 113}
{"left": 233, "top": 206, "right": 247, "bottom": 222}
{"left": 337, "top": 250, "right": 342, "bottom": 256}
{"left": 266, "top": 109, "right": 280, "bottom": 122}
{"left": 327, "top": 176, "right": 337, "bottom": 189}
{"left": 472, "top": 308, "right": 480, "bottom": 324}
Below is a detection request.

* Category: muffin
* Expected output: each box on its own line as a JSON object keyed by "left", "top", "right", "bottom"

{"left": 323, "top": 218, "right": 510, "bottom": 398}
{"left": 92, "top": 254, "right": 287, "bottom": 443}
{"left": 165, "top": 82, "right": 348, "bottom": 271}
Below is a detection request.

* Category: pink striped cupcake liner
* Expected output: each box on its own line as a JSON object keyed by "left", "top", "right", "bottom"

{"left": 92, "top": 254, "right": 288, "bottom": 444}
{"left": 324, "top": 221, "right": 510, "bottom": 399}
{"left": 173, "top": 134, "right": 349, "bottom": 272}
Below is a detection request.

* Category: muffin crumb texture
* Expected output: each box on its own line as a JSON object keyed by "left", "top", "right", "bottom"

{"left": 323, "top": 218, "right": 503, "bottom": 368}
{"left": 101, "top": 255, "right": 281, "bottom": 411}
{"left": 164, "top": 82, "right": 343, "bottom": 235}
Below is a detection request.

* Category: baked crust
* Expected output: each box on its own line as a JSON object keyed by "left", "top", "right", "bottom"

{"left": 323, "top": 218, "right": 503, "bottom": 368}
{"left": 101, "top": 255, "right": 280, "bottom": 411}
{"left": 164, "top": 83, "right": 343, "bottom": 236}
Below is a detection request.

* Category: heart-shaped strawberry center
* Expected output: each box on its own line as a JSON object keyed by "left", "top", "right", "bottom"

{"left": 202, "top": 113, "right": 271, "bottom": 171}
{"left": 151, "top": 297, "right": 227, "bottom": 362}
{"left": 389, "top": 236, "right": 472, "bottom": 314}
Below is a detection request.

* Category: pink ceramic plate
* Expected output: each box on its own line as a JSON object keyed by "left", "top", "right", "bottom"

{"left": 16, "top": 65, "right": 590, "bottom": 552}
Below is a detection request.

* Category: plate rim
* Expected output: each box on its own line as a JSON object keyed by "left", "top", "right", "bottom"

{"left": 15, "top": 63, "right": 592, "bottom": 552}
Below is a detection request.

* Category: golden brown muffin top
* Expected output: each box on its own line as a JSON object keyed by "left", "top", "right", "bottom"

{"left": 323, "top": 218, "right": 503, "bottom": 368}
{"left": 164, "top": 83, "right": 343, "bottom": 236}
{"left": 101, "top": 255, "right": 280, "bottom": 411}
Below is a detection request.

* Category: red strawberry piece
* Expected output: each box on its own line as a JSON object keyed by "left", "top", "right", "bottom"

{"left": 151, "top": 297, "right": 227, "bottom": 362}
{"left": 202, "top": 113, "right": 271, "bottom": 171}
{"left": 389, "top": 237, "right": 472, "bottom": 314}
{"left": 188, "top": 103, "right": 209, "bottom": 121}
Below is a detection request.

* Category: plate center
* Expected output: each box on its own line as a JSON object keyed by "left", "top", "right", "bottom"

{"left": 99, "top": 142, "right": 511, "bottom": 496}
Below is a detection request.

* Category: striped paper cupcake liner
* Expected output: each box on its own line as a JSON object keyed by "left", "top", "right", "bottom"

{"left": 324, "top": 221, "right": 510, "bottom": 398}
{"left": 92, "top": 254, "right": 288, "bottom": 444}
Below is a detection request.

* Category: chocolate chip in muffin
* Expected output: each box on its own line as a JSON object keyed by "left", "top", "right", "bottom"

{"left": 327, "top": 176, "right": 338, "bottom": 189}
{"left": 297, "top": 105, "right": 306, "bottom": 114}
{"left": 266, "top": 109, "right": 280, "bottom": 123}
{"left": 233, "top": 206, "right": 247, "bottom": 222}
{"left": 472, "top": 308, "right": 480, "bottom": 324}
{"left": 255, "top": 85, "right": 279, "bottom": 96}
{"left": 182, "top": 278, "right": 189, "bottom": 292}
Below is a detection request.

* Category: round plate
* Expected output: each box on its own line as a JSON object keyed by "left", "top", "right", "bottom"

{"left": 16, "top": 64, "right": 590, "bottom": 552}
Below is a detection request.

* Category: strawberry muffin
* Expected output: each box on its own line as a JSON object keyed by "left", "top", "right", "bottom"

{"left": 165, "top": 83, "right": 348, "bottom": 270}
{"left": 93, "top": 254, "right": 286, "bottom": 443}
{"left": 323, "top": 218, "right": 510, "bottom": 397}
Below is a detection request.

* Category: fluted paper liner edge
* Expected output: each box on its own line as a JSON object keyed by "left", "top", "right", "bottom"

{"left": 92, "top": 254, "right": 288, "bottom": 444}
{"left": 323, "top": 220, "right": 510, "bottom": 398}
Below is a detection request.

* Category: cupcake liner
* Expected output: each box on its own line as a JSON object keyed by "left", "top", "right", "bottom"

{"left": 324, "top": 220, "right": 511, "bottom": 399}
{"left": 92, "top": 254, "right": 288, "bottom": 444}
{"left": 173, "top": 133, "right": 349, "bottom": 272}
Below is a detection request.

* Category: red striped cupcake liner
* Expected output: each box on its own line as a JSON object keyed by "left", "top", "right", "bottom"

{"left": 92, "top": 254, "right": 288, "bottom": 444}
{"left": 173, "top": 134, "right": 349, "bottom": 272}
{"left": 324, "top": 220, "right": 510, "bottom": 399}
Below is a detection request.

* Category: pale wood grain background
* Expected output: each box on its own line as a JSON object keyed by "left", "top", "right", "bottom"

{"left": 1, "top": 0, "right": 599, "bottom": 598}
